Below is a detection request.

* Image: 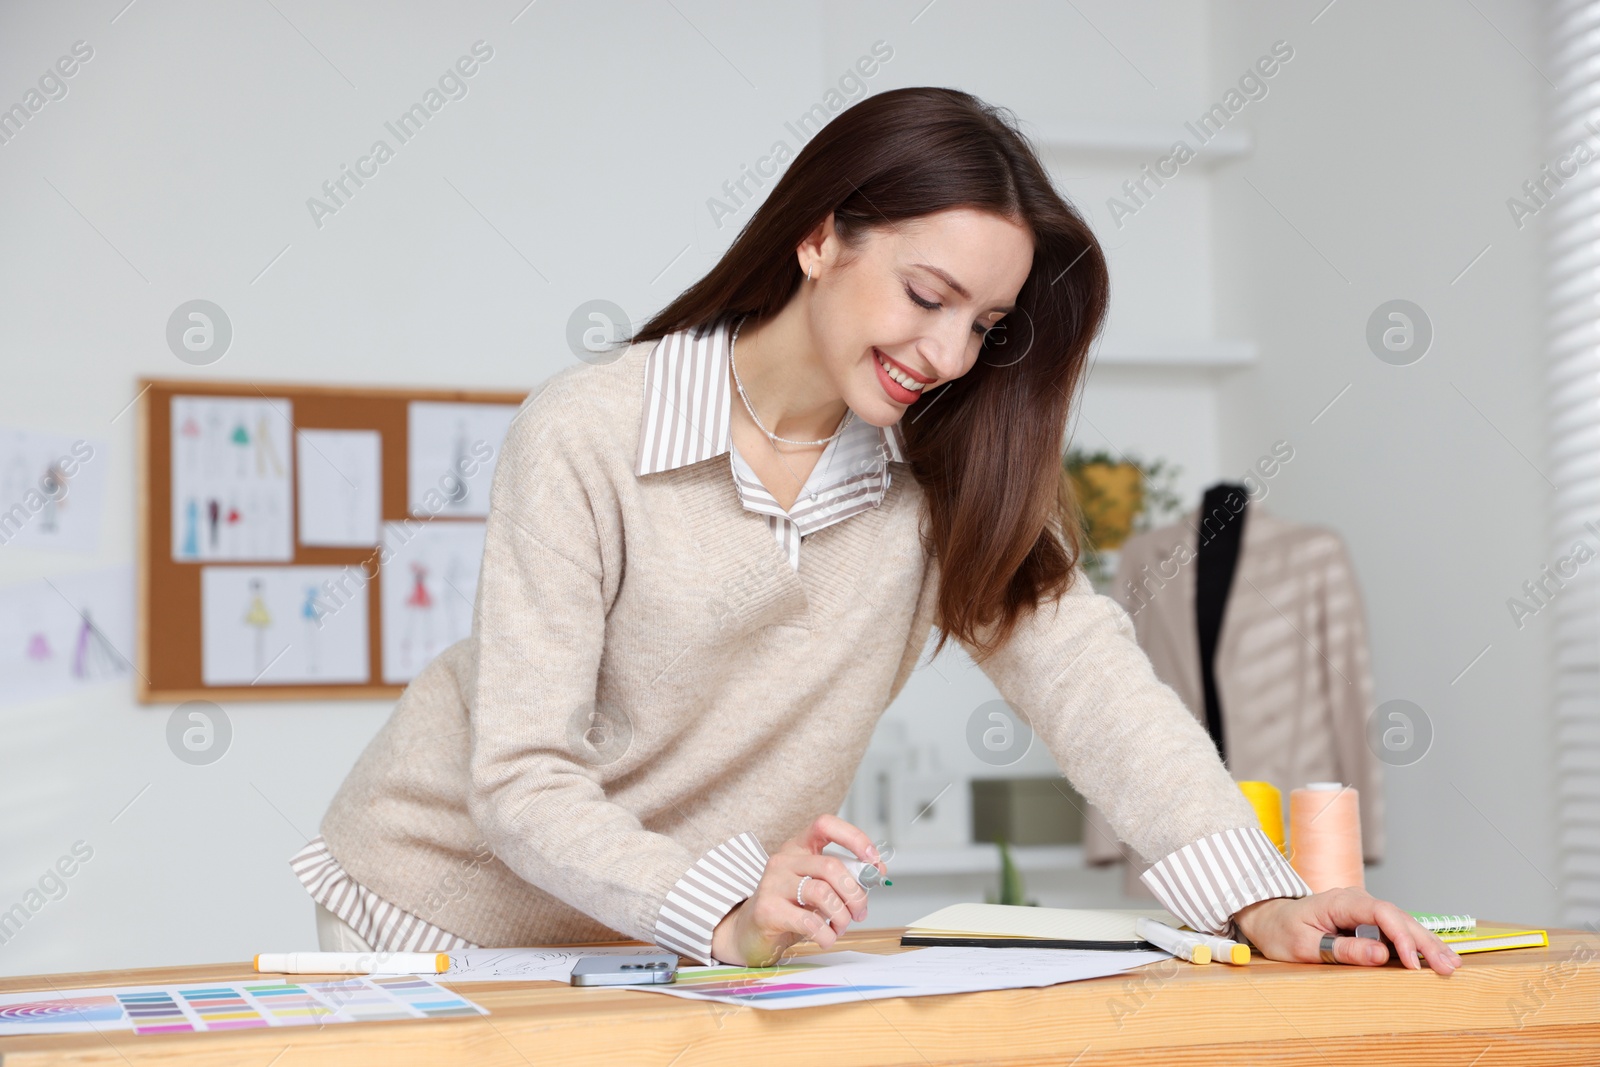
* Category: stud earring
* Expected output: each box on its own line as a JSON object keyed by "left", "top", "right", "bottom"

{"left": 808, "top": 263, "right": 816, "bottom": 281}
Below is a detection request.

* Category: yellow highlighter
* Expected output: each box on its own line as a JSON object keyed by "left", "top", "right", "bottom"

{"left": 1196, "top": 932, "right": 1252, "bottom": 965}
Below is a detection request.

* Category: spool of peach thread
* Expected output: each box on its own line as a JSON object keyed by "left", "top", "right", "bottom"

{"left": 1237, "top": 781, "right": 1285, "bottom": 855}
{"left": 1288, "top": 782, "right": 1365, "bottom": 892}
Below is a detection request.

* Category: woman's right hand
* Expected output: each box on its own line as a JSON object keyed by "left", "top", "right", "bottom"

{"left": 709, "top": 813, "right": 888, "bottom": 967}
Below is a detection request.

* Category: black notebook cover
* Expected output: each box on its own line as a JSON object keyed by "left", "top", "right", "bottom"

{"left": 899, "top": 934, "right": 1161, "bottom": 952}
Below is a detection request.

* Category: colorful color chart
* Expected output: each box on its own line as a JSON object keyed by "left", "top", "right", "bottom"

{"left": 179, "top": 986, "right": 271, "bottom": 1031}
{"left": 368, "top": 975, "right": 486, "bottom": 1018}
{"left": 0, "top": 977, "right": 487, "bottom": 1036}
{"left": 0, "top": 992, "right": 124, "bottom": 1033}
{"left": 245, "top": 982, "right": 342, "bottom": 1027}
{"left": 649, "top": 960, "right": 907, "bottom": 1007}
{"left": 117, "top": 990, "right": 196, "bottom": 1034}
{"left": 631, "top": 946, "right": 1177, "bottom": 1012}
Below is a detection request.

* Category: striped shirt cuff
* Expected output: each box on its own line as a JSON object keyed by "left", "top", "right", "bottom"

{"left": 290, "top": 835, "right": 477, "bottom": 953}
{"left": 653, "top": 831, "right": 769, "bottom": 965}
{"left": 1138, "top": 825, "right": 1313, "bottom": 939}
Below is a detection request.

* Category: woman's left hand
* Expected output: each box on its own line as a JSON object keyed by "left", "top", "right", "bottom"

{"left": 1231, "top": 887, "right": 1463, "bottom": 975}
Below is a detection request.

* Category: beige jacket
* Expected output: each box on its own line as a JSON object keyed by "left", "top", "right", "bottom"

{"left": 1085, "top": 503, "right": 1385, "bottom": 895}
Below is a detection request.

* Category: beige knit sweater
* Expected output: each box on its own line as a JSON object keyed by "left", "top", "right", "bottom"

{"left": 317, "top": 336, "right": 1300, "bottom": 952}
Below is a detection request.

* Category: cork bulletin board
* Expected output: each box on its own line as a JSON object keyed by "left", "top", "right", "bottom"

{"left": 136, "top": 377, "right": 529, "bottom": 703}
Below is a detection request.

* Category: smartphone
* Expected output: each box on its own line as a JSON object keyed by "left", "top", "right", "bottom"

{"left": 569, "top": 951, "right": 680, "bottom": 986}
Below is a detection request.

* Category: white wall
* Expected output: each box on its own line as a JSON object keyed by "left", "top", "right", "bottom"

{"left": 0, "top": 0, "right": 1555, "bottom": 977}
{"left": 0, "top": 0, "right": 829, "bottom": 978}
{"left": 1208, "top": 0, "right": 1558, "bottom": 926}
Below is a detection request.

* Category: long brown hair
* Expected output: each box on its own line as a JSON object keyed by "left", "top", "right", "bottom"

{"left": 629, "top": 86, "right": 1109, "bottom": 662}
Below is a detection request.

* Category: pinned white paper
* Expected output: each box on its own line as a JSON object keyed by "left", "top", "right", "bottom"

{"left": 171, "top": 396, "right": 294, "bottom": 562}
{"left": 296, "top": 429, "right": 381, "bottom": 547}
{"left": 407, "top": 402, "right": 518, "bottom": 519}
{"left": 200, "top": 565, "right": 368, "bottom": 685}
{"left": 0, "top": 426, "right": 109, "bottom": 554}
{"left": 380, "top": 520, "right": 485, "bottom": 683}
{"left": 0, "top": 564, "right": 134, "bottom": 707}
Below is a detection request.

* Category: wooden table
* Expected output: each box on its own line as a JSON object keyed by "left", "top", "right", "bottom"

{"left": 1, "top": 923, "right": 1596, "bottom": 1066}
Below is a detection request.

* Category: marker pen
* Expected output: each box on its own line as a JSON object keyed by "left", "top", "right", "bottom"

{"left": 1196, "top": 932, "right": 1251, "bottom": 965}
{"left": 254, "top": 951, "right": 451, "bottom": 974}
{"left": 839, "top": 857, "right": 891, "bottom": 892}
{"left": 1134, "top": 917, "right": 1212, "bottom": 964}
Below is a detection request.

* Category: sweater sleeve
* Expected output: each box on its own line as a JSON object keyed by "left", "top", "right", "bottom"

{"left": 959, "top": 564, "right": 1311, "bottom": 938}
{"left": 464, "top": 384, "right": 767, "bottom": 957}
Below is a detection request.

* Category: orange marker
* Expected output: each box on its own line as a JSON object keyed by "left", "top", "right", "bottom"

{"left": 254, "top": 951, "right": 450, "bottom": 974}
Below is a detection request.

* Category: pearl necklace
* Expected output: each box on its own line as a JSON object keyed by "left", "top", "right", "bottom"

{"left": 729, "top": 315, "right": 854, "bottom": 448}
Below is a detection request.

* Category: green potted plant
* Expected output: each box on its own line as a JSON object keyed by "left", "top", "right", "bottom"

{"left": 983, "top": 838, "right": 1039, "bottom": 907}
{"left": 1064, "top": 448, "right": 1183, "bottom": 588}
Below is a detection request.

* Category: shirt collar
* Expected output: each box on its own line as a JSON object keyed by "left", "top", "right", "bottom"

{"left": 635, "top": 317, "right": 908, "bottom": 477}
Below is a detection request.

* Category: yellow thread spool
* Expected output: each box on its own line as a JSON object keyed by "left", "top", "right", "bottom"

{"left": 1238, "top": 780, "right": 1284, "bottom": 855}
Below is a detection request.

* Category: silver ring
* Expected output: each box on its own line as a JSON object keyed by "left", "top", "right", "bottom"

{"left": 1319, "top": 934, "right": 1340, "bottom": 964}
{"left": 796, "top": 874, "right": 812, "bottom": 907}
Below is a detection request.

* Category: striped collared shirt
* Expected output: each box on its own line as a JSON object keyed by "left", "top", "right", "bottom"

{"left": 291, "top": 836, "right": 477, "bottom": 953}
{"left": 637, "top": 318, "right": 913, "bottom": 961}
{"left": 636, "top": 317, "right": 908, "bottom": 570}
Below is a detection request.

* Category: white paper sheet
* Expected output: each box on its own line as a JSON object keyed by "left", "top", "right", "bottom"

{"left": 200, "top": 566, "right": 368, "bottom": 685}
{"left": 0, "top": 426, "right": 109, "bottom": 554}
{"left": 372, "top": 945, "right": 664, "bottom": 983}
{"left": 379, "top": 520, "right": 484, "bottom": 683}
{"left": 171, "top": 396, "right": 294, "bottom": 562}
{"left": 627, "top": 946, "right": 1172, "bottom": 1011}
{"left": 905, "top": 903, "right": 1185, "bottom": 942}
{"left": 407, "top": 402, "right": 519, "bottom": 518}
{"left": 0, "top": 564, "right": 134, "bottom": 708}
{"left": 786, "top": 945, "right": 1173, "bottom": 987}
{"left": 296, "top": 429, "right": 381, "bottom": 547}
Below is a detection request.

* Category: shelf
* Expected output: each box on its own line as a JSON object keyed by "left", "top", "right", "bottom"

{"left": 1028, "top": 121, "right": 1253, "bottom": 164}
{"left": 876, "top": 843, "right": 1085, "bottom": 876}
{"left": 1089, "top": 337, "right": 1257, "bottom": 369}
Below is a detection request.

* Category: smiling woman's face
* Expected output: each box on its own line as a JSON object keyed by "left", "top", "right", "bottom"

{"left": 807, "top": 206, "right": 1035, "bottom": 427}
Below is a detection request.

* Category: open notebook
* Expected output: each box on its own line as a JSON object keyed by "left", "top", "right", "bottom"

{"left": 905, "top": 904, "right": 1552, "bottom": 957}
{"left": 901, "top": 903, "right": 1191, "bottom": 951}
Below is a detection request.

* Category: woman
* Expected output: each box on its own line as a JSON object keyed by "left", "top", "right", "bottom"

{"left": 292, "top": 86, "right": 1460, "bottom": 975}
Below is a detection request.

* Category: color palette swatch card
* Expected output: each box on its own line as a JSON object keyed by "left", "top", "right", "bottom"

{"left": 628, "top": 946, "right": 1170, "bottom": 1011}
{"left": 0, "top": 976, "right": 486, "bottom": 1036}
